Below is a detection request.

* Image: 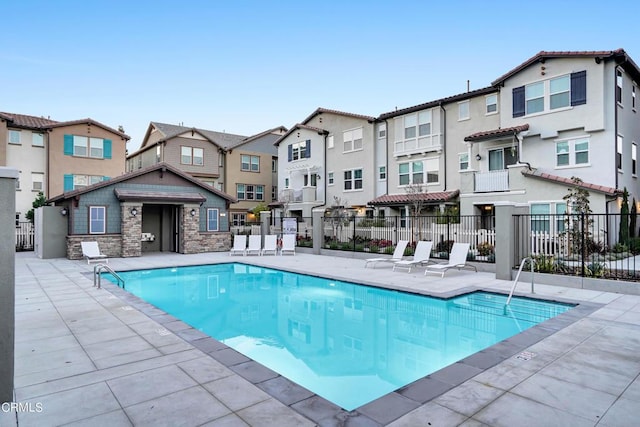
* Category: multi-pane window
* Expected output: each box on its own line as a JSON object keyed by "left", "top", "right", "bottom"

{"left": 73, "top": 175, "right": 104, "bottom": 189}
{"left": 272, "top": 158, "right": 277, "bottom": 172}
{"left": 32, "top": 133, "right": 44, "bottom": 147}
{"left": 633, "top": 143, "right": 637, "bottom": 175}
{"left": 633, "top": 85, "right": 637, "bottom": 110}
{"left": 304, "top": 174, "right": 317, "bottom": 187}
{"left": 378, "top": 125, "right": 386, "bottom": 139}
{"left": 458, "top": 101, "right": 470, "bottom": 120}
{"left": 399, "top": 161, "right": 425, "bottom": 185}
{"left": 89, "top": 206, "right": 106, "bottom": 234}
{"left": 73, "top": 136, "right": 105, "bottom": 158}
{"left": 232, "top": 213, "right": 246, "bottom": 226}
{"left": 236, "top": 184, "right": 264, "bottom": 200}
{"left": 550, "top": 75, "right": 570, "bottom": 109}
{"left": 31, "top": 172, "right": 44, "bottom": 191}
{"left": 290, "top": 141, "right": 308, "bottom": 160}
{"left": 207, "top": 208, "right": 219, "bottom": 231}
{"left": 344, "top": 169, "right": 363, "bottom": 190}
{"left": 488, "top": 147, "right": 518, "bottom": 171}
{"left": 525, "top": 82, "right": 544, "bottom": 114}
{"left": 378, "top": 166, "right": 386, "bottom": 180}
{"left": 486, "top": 94, "right": 498, "bottom": 114}
{"left": 328, "top": 172, "right": 334, "bottom": 185}
{"left": 617, "top": 135, "right": 623, "bottom": 170}
{"left": 181, "top": 146, "right": 204, "bottom": 165}
{"left": 8, "top": 130, "right": 21, "bottom": 144}
{"left": 327, "top": 135, "right": 334, "bottom": 149}
{"left": 530, "top": 203, "right": 566, "bottom": 233}
{"left": 556, "top": 139, "right": 589, "bottom": 166}
{"left": 425, "top": 158, "right": 439, "bottom": 184}
{"left": 343, "top": 128, "right": 363, "bottom": 152}
{"left": 241, "top": 155, "right": 259, "bottom": 172}
{"left": 459, "top": 153, "right": 469, "bottom": 170}
{"left": 616, "top": 69, "right": 623, "bottom": 104}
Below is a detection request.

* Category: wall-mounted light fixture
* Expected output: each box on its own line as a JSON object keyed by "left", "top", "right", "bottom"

{"left": 60, "top": 207, "right": 68, "bottom": 216}
{"left": 475, "top": 154, "right": 482, "bottom": 161}
{"left": 130, "top": 207, "right": 138, "bottom": 217}
{"left": 190, "top": 209, "right": 197, "bottom": 217}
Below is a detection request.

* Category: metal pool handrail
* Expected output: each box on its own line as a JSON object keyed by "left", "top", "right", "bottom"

{"left": 506, "top": 257, "right": 535, "bottom": 305}
{"left": 93, "top": 263, "right": 125, "bottom": 289}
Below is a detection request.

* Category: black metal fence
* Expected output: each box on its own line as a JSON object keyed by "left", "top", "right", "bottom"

{"left": 514, "top": 213, "right": 640, "bottom": 280}
{"left": 322, "top": 215, "right": 496, "bottom": 262}
{"left": 16, "top": 221, "right": 34, "bottom": 251}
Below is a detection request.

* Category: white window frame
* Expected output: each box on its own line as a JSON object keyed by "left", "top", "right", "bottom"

{"left": 272, "top": 158, "right": 277, "bottom": 172}
{"left": 343, "top": 127, "right": 363, "bottom": 153}
{"left": 525, "top": 81, "right": 545, "bottom": 114}
{"left": 458, "top": 101, "right": 470, "bottom": 121}
{"left": 291, "top": 141, "right": 307, "bottom": 161}
{"left": 378, "top": 166, "right": 386, "bottom": 181}
{"left": 530, "top": 202, "right": 567, "bottom": 233}
{"left": 73, "top": 175, "right": 103, "bottom": 189}
{"left": 616, "top": 69, "right": 623, "bottom": 105}
{"left": 32, "top": 133, "right": 44, "bottom": 147}
{"left": 241, "top": 154, "right": 259, "bottom": 172}
{"left": 207, "top": 208, "right": 219, "bottom": 231}
{"left": 343, "top": 168, "right": 363, "bottom": 191}
{"left": 89, "top": 206, "right": 106, "bottom": 234}
{"left": 394, "top": 110, "right": 435, "bottom": 154}
{"left": 398, "top": 161, "right": 425, "bottom": 186}
{"left": 8, "top": 130, "right": 21, "bottom": 144}
{"left": 425, "top": 158, "right": 439, "bottom": 184}
{"left": 31, "top": 172, "right": 44, "bottom": 191}
{"left": 633, "top": 84, "right": 637, "bottom": 111}
{"left": 555, "top": 137, "right": 589, "bottom": 168}
{"left": 459, "top": 153, "right": 469, "bottom": 170}
{"left": 633, "top": 142, "right": 637, "bottom": 176}
{"left": 617, "top": 135, "right": 623, "bottom": 171}
{"left": 549, "top": 75, "right": 570, "bottom": 110}
{"left": 327, "top": 135, "right": 334, "bottom": 149}
{"left": 232, "top": 213, "right": 246, "bottom": 226}
{"left": 327, "top": 172, "right": 334, "bottom": 186}
{"left": 485, "top": 94, "right": 498, "bottom": 114}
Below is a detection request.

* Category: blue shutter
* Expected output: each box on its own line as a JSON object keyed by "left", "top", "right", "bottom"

{"left": 63, "top": 174, "right": 74, "bottom": 191}
{"left": 288, "top": 144, "right": 292, "bottom": 162}
{"left": 306, "top": 140, "right": 311, "bottom": 158}
{"left": 103, "top": 139, "right": 112, "bottom": 159}
{"left": 63, "top": 135, "right": 73, "bottom": 156}
{"left": 102, "top": 176, "right": 110, "bottom": 181}
{"left": 512, "top": 86, "right": 525, "bottom": 117}
{"left": 571, "top": 71, "right": 587, "bottom": 106}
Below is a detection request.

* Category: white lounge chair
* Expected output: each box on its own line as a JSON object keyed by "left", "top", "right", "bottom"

{"left": 230, "top": 235, "right": 247, "bottom": 256}
{"left": 262, "top": 235, "right": 278, "bottom": 255}
{"left": 81, "top": 241, "right": 108, "bottom": 264}
{"left": 424, "top": 242, "right": 477, "bottom": 277}
{"left": 393, "top": 241, "right": 433, "bottom": 272}
{"left": 281, "top": 234, "right": 296, "bottom": 255}
{"left": 246, "top": 235, "right": 262, "bottom": 256}
{"left": 364, "top": 240, "right": 409, "bottom": 268}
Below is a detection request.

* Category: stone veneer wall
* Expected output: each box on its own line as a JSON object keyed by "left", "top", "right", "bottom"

{"left": 181, "top": 206, "right": 232, "bottom": 254}
{"left": 121, "top": 204, "right": 142, "bottom": 257}
{"left": 67, "top": 235, "right": 122, "bottom": 260}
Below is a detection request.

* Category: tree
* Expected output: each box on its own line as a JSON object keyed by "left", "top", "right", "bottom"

{"left": 25, "top": 192, "right": 47, "bottom": 223}
{"left": 277, "top": 190, "right": 293, "bottom": 218}
{"left": 251, "top": 202, "right": 270, "bottom": 216}
{"left": 328, "top": 196, "right": 349, "bottom": 241}
{"left": 562, "top": 177, "right": 593, "bottom": 257}
{"left": 631, "top": 198, "right": 637, "bottom": 239}
{"left": 619, "top": 188, "right": 630, "bottom": 246}
{"left": 404, "top": 183, "right": 428, "bottom": 241}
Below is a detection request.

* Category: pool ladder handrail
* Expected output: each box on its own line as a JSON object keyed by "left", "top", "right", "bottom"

{"left": 506, "top": 257, "right": 535, "bottom": 305}
{"left": 93, "top": 263, "right": 125, "bottom": 289}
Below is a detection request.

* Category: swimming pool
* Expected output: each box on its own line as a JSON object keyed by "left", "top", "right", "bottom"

{"left": 105, "top": 263, "right": 573, "bottom": 410}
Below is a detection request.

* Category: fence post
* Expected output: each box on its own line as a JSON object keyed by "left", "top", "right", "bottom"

{"left": 259, "top": 211, "right": 271, "bottom": 248}
{"left": 494, "top": 202, "right": 517, "bottom": 281}
{"left": 312, "top": 208, "right": 324, "bottom": 255}
{"left": 581, "top": 212, "right": 586, "bottom": 277}
{"left": 0, "top": 167, "right": 18, "bottom": 404}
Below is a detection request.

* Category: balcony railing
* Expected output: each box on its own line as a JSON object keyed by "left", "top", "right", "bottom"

{"left": 474, "top": 170, "right": 509, "bottom": 192}
{"left": 394, "top": 134, "right": 441, "bottom": 156}
{"left": 282, "top": 187, "right": 317, "bottom": 203}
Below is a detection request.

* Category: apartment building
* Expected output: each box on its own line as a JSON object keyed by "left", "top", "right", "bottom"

{"left": 1, "top": 112, "right": 129, "bottom": 220}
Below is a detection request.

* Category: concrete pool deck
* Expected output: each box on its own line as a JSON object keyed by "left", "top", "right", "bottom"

{"left": 2, "top": 251, "right": 640, "bottom": 426}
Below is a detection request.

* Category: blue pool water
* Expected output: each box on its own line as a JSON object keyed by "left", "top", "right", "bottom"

{"left": 106, "top": 263, "right": 573, "bottom": 410}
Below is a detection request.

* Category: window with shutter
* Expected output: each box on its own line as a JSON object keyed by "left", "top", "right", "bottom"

{"left": 512, "top": 86, "right": 525, "bottom": 117}
{"left": 570, "top": 71, "right": 587, "bottom": 106}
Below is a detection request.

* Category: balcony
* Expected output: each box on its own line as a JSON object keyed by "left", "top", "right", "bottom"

{"left": 282, "top": 186, "right": 318, "bottom": 203}
{"left": 474, "top": 170, "right": 509, "bottom": 192}
{"left": 394, "top": 134, "right": 441, "bottom": 157}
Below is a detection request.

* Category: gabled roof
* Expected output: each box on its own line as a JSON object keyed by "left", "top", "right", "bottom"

{"left": 492, "top": 49, "right": 640, "bottom": 86}
{"left": 521, "top": 168, "right": 618, "bottom": 196}
{"left": 378, "top": 86, "right": 497, "bottom": 120}
{"left": 301, "top": 107, "right": 375, "bottom": 125}
{"left": 273, "top": 123, "right": 329, "bottom": 146}
{"left": 368, "top": 190, "right": 460, "bottom": 206}
{"left": 47, "top": 162, "right": 237, "bottom": 203}
{"left": 0, "top": 111, "right": 59, "bottom": 129}
{"left": 48, "top": 118, "right": 129, "bottom": 139}
{"left": 464, "top": 124, "right": 530, "bottom": 142}
{"left": 226, "top": 126, "right": 288, "bottom": 150}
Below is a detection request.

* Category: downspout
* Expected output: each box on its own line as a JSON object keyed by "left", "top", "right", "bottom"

{"left": 439, "top": 102, "right": 447, "bottom": 190}
{"left": 514, "top": 131, "right": 532, "bottom": 170}
{"left": 614, "top": 66, "right": 619, "bottom": 190}
{"left": 311, "top": 131, "right": 328, "bottom": 211}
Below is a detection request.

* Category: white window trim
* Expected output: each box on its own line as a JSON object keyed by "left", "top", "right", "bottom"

{"left": 554, "top": 136, "right": 591, "bottom": 169}
{"left": 342, "top": 127, "right": 364, "bottom": 153}
{"left": 31, "top": 172, "right": 44, "bottom": 192}
{"left": 327, "top": 171, "right": 334, "bottom": 186}
{"left": 616, "top": 68, "right": 624, "bottom": 106}
{"left": 458, "top": 153, "right": 470, "bottom": 171}
{"left": 485, "top": 94, "right": 498, "bottom": 115}
{"left": 633, "top": 142, "right": 637, "bottom": 177}
{"left": 327, "top": 135, "right": 334, "bottom": 149}
{"left": 32, "top": 133, "right": 44, "bottom": 147}
{"left": 8, "top": 130, "right": 21, "bottom": 144}
{"left": 378, "top": 165, "right": 386, "bottom": 181}
{"left": 458, "top": 100, "right": 470, "bottom": 121}
{"left": 522, "top": 73, "right": 574, "bottom": 117}
{"left": 343, "top": 167, "right": 363, "bottom": 192}
{"left": 89, "top": 206, "right": 106, "bottom": 234}
{"left": 617, "top": 134, "right": 624, "bottom": 171}
{"left": 207, "top": 208, "right": 220, "bottom": 231}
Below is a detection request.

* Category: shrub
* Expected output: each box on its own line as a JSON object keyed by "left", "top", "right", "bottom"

{"left": 369, "top": 246, "right": 379, "bottom": 253}
{"left": 477, "top": 242, "right": 494, "bottom": 256}
{"left": 384, "top": 246, "right": 395, "bottom": 255}
{"left": 435, "top": 240, "right": 454, "bottom": 253}
{"left": 629, "top": 237, "right": 640, "bottom": 255}
{"left": 585, "top": 262, "right": 608, "bottom": 278}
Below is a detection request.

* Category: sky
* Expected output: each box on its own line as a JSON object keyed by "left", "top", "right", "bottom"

{"left": 4, "top": 0, "right": 640, "bottom": 152}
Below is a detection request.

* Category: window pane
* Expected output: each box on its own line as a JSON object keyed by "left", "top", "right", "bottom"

{"left": 32, "top": 133, "right": 44, "bottom": 146}
{"left": 241, "top": 155, "right": 249, "bottom": 170}
{"left": 488, "top": 149, "right": 504, "bottom": 170}
{"left": 181, "top": 147, "right": 191, "bottom": 164}
{"left": 192, "top": 148, "right": 203, "bottom": 165}
{"left": 557, "top": 154, "right": 570, "bottom": 166}
{"left": 404, "top": 126, "right": 416, "bottom": 139}
{"left": 427, "top": 171, "right": 438, "bottom": 183}
{"left": 74, "top": 136, "right": 88, "bottom": 156}
{"left": 575, "top": 152, "right": 588, "bottom": 164}
{"left": 90, "top": 207, "right": 105, "bottom": 234}
{"left": 399, "top": 174, "right": 410, "bottom": 185}
{"left": 550, "top": 92, "right": 570, "bottom": 109}
{"left": 90, "top": 138, "right": 104, "bottom": 158}
{"left": 550, "top": 76, "right": 569, "bottom": 93}
{"left": 557, "top": 142, "right": 569, "bottom": 154}
{"left": 251, "top": 156, "right": 259, "bottom": 171}
{"left": 399, "top": 163, "right": 409, "bottom": 173}
{"left": 9, "top": 130, "right": 21, "bottom": 144}
{"left": 354, "top": 169, "right": 362, "bottom": 179}
{"left": 412, "top": 162, "right": 423, "bottom": 173}
{"left": 208, "top": 209, "right": 219, "bottom": 231}
{"left": 575, "top": 141, "right": 588, "bottom": 152}
{"left": 526, "top": 98, "right": 544, "bottom": 114}
{"left": 418, "top": 123, "right": 431, "bottom": 136}
{"left": 526, "top": 82, "right": 544, "bottom": 98}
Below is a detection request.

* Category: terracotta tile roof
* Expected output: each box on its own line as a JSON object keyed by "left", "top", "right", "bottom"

{"left": 48, "top": 118, "right": 130, "bottom": 139}
{"left": 491, "top": 49, "right": 631, "bottom": 86}
{"left": 464, "top": 124, "right": 530, "bottom": 142}
{"left": 368, "top": 190, "right": 460, "bottom": 206}
{"left": 521, "top": 168, "right": 618, "bottom": 196}
{"left": 0, "top": 111, "right": 59, "bottom": 129}
{"left": 301, "top": 107, "right": 376, "bottom": 125}
{"left": 378, "top": 86, "right": 497, "bottom": 120}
